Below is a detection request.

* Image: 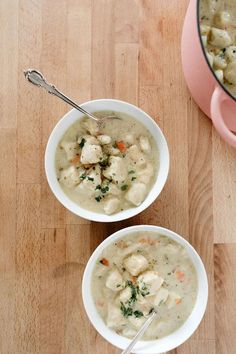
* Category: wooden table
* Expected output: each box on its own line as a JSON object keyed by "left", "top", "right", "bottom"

{"left": 1, "top": 1, "right": 236, "bottom": 353}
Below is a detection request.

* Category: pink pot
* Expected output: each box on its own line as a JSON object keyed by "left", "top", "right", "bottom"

{"left": 181, "top": 0, "right": 236, "bottom": 147}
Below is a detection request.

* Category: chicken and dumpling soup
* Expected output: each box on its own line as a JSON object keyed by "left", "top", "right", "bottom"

{"left": 55, "top": 112, "right": 158, "bottom": 215}
{"left": 91, "top": 232, "right": 198, "bottom": 340}
{"left": 199, "top": 0, "right": 236, "bottom": 97}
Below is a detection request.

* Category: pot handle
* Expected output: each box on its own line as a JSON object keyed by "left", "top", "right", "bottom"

{"left": 211, "top": 86, "right": 236, "bottom": 147}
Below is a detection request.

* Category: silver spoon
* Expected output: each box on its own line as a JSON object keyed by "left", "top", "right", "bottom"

{"left": 121, "top": 310, "right": 158, "bottom": 354}
{"left": 24, "top": 69, "right": 120, "bottom": 124}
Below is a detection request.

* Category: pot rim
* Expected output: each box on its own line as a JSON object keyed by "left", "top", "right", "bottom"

{"left": 197, "top": 0, "right": 236, "bottom": 102}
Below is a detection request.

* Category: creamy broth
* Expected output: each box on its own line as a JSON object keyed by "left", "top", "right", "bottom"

{"left": 91, "top": 232, "right": 198, "bottom": 340}
{"left": 55, "top": 111, "right": 158, "bottom": 215}
{"left": 199, "top": 0, "right": 236, "bottom": 97}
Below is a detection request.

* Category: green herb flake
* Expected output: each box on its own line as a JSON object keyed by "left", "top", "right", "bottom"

{"left": 95, "top": 196, "right": 102, "bottom": 202}
{"left": 120, "top": 302, "right": 133, "bottom": 318}
{"left": 101, "top": 186, "right": 109, "bottom": 194}
{"left": 87, "top": 176, "right": 94, "bottom": 182}
{"left": 79, "top": 138, "right": 86, "bottom": 148}
{"left": 99, "top": 155, "right": 109, "bottom": 167}
{"left": 95, "top": 185, "right": 101, "bottom": 190}
{"left": 128, "top": 170, "right": 135, "bottom": 174}
{"left": 133, "top": 310, "right": 143, "bottom": 318}
{"left": 131, "top": 177, "right": 136, "bottom": 181}
{"left": 121, "top": 184, "right": 128, "bottom": 191}
{"left": 80, "top": 173, "right": 86, "bottom": 180}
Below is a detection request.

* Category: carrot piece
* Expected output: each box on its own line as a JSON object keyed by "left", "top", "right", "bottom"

{"left": 131, "top": 276, "right": 137, "bottom": 284}
{"left": 71, "top": 155, "right": 80, "bottom": 165}
{"left": 100, "top": 258, "right": 109, "bottom": 266}
{"left": 175, "top": 270, "right": 185, "bottom": 282}
{"left": 175, "top": 298, "right": 182, "bottom": 305}
{"left": 116, "top": 140, "right": 126, "bottom": 152}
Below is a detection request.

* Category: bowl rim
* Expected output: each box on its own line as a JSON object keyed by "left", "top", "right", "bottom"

{"left": 44, "top": 98, "right": 170, "bottom": 222}
{"left": 82, "top": 225, "right": 209, "bottom": 354}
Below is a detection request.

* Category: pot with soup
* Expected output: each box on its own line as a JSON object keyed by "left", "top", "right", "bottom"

{"left": 182, "top": 0, "right": 236, "bottom": 147}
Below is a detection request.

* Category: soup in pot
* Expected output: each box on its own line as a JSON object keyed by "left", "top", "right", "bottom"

{"left": 91, "top": 232, "right": 198, "bottom": 340}
{"left": 199, "top": 0, "right": 236, "bottom": 97}
{"left": 55, "top": 112, "right": 158, "bottom": 215}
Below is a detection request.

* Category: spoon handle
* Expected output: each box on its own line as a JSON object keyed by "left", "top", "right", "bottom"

{"left": 121, "top": 311, "right": 158, "bottom": 354}
{"left": 24, "top": 69, "right": 98, "bottom": 121}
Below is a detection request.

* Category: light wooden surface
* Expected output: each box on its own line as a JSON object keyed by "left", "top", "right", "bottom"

{"left": 0, "top": 1, "right": 236, "bottom": 353}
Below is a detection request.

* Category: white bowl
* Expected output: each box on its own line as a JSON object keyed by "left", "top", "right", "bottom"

{"left": 45, "top": 99, "right": 169, "bottom": 222}
{"left": 82, "top": 225, "right": 208, "bottom": 354}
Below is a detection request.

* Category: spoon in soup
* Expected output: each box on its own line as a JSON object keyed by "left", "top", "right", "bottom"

{"left": 24, "top": 69, "right": 120, "bottom": 124}
{"left": 121, "top": 310, "right": 158, "bottom": 354}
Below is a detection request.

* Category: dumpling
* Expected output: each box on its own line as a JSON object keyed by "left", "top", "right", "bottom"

{"left": 80, "top": 142, "right": 103, "bottom": 164}
{"left": 225, "top": 46, "right": 236, "bottom": 62}
{"left": 103, "top": 156, "right": 128, "bottom": 184}
{"left": 83, "top": 119, "right": 99, "bottom": 136}
{"left": 59, "top": 166, "right": 81, "bottom": 188}
{"left": 214, "top": 11, "right": 231, "bottom": 29}
{"left": 106, "top": 303, "right": 127, "bottom": 328}
{"left": 97, "top": 135, "right": 111, "bottom": 145}
{"left": 210, "top": 28, "right": 232, "bottom": 48}
{"left": 103, "top": 197, "right": 120, "bottom": 215}
{"left": 224, "top": 61, "right": 236, "bottom": 85}
{"left": 76, "top": 165, "right": 101, "bottom": 197}
{"left": 137, "top": 271, "right": 164, "bottom": 296}
{"left": 139, "top": 136, "right": 151, "bottom": 153}
{"left": 78, "top": 135, "right": 99, "bottom": 145}
{"left": 123, "top": 133, "right": 135, "bottom": 145}
{"left": 125, "top": 182, "right": 147, "bottom": 206}
{"left": 127, "top": 145, "right": 146, "bottom": 168}
{"left": 106, "top": 269, "right": 123, "bottom": 291}
{"left": 153, "top": 287, "right": 169, "bottom": 307}
{"left": 119, "top": 287, "right": 132, "bottom": 303}
{"left": 123, "top": 254, "right": 149, "bottom": 276}
{"left": 137, "top": 163, "right": 154, "bottom": 185}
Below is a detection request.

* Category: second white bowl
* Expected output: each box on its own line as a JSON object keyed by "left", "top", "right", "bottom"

{"left": 82, "top": 225, "right": 208, "bottom": 353}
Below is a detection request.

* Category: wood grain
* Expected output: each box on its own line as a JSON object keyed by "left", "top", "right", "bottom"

{"left": 0, "top": 1, "right": 235, "bottom": 353}
{"left": 215, "top": 244, "right": 236, "bottom": 354}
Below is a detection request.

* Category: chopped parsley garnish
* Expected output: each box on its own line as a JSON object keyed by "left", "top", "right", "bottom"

{"left": 167, "top": 272, "right": 171, "bottom": 275}
{"left": 95, "top": 196, "right": 102, "bottom": 202}
{"left": 101, "top": 186, "right": 109, "bottom": 194}
{"left": 121, "top": 184, "right": 128, "bottom": 191}
{"left": 95, "top": 185, "right": 101, "bottom": 190}
{"left": 128, "top": 170, "right": 135, "bottom": 174}
{"left": 99, "top": 155, "right": 109, "bottom": 167}
{"left": 131, "top": 177, "right": 136, "bottom": 181}
{"left": 80, "top": 173, "right": 86, "bottom": 180}
{"left": 140, "top": 283, "right": 150, "bottom": 297}
{"left": 126, "top": 280, "right": 138, "bottom": 304}
{"left": 120, "top": 302, "right": 133, "bottom": 317}
{"left": 133, "top": 310, "right": 143, "bottom": 318}
{"left": 79, "top": 138, "right": 86, "bottom": 148}
{"left": 87, "top": 176, "right": 94, "bottom": 181}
